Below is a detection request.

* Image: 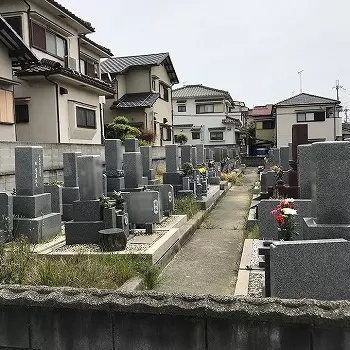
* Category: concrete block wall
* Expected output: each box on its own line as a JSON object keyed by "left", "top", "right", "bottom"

{"left": 0, "top": 142, "right": 167, "bottom": 191}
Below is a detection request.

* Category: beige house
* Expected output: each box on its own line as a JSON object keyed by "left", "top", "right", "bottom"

{"left": 0, "top": 0, "right": 115, "bottom": 144}
{"left": 251, "top": 104, "right": 275, "bottom": 147}
{"left": 101, "top": 53, "right": 179, "bottom": 146}
{"left": 275, "top": 93, "right": 342, "bottom": 147}
{"left": 0, "top": 14, "right": 38, "bottom": 141}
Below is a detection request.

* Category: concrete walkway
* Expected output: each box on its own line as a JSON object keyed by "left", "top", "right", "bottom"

{"left": 155, "top": 169, "right": 257, "bottom": 295}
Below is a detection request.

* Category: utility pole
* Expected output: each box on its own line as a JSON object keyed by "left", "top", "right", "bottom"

{"left": 298, "top": 70, "right": 304, "bottom": 93}
{"left": 345, "top": 108, "right": 349, "bottom": 123}
{"left": 333, "top": 79, "right": 345, "bottom": 101}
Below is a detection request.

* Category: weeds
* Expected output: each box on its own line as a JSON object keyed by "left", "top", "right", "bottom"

{"left": 245, "top": 224, "right": 259, "bottom": 239}
{"left": 0, "top": 238, "right": 160, "bottom": 290}
{"left": 155, "top": 164, "right": 166, "bottom": 184}
{"left": 221, "top": 170, "right": 244, "bottom": 185}
{"left": 174, "top": 197, "right": 201, "bottom": 219}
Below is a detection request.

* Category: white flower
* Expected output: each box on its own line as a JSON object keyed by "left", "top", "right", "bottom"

{"left": 283, "top": 208, "right": 297, "bottom": 215}
{"left": 286, "top": 198, "right": 294, "bottom": 203}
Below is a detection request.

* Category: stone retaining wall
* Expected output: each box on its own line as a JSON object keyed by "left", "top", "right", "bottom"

{"left": 0, "top": 141, "right": 167, "bottom": 191}
{"left": 0, "top": 285, "right": 349, "bottom": 350}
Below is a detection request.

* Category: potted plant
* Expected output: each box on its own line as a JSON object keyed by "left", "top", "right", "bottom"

{"left": 111, "top": 191, "right": 126, "bottom": 212}
{"left": 271, "top": 199, "right": 298, "bottom": 240}
{"left": 182, "top": 162, "right": 194, "bottom": 177}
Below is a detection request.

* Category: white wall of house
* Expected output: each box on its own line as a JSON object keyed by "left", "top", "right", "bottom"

{"left": 14, "top": 79, "right": 57, "bottom": 142}
{"left": 276, "top": 105, "right": 342, "bottom": 147}
{"left": 125, "top": 67, "right": 150, "bottom": 94}
{"left": 173, "top": 97, "right": 237, "bottom": 146}
{"left": 0, "top": 43, "right": 13, "bottom": 81}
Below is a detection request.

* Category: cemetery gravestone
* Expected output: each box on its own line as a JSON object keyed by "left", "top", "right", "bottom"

{"left": 298, "top": 144, "right": 312, "bottom": 199}
{"left": 270, "top": 239, "right": 350, "bottom": 300}
{"left": 13, "top": 146, "right": 61, "bottom": 243}
{"left": 279, "top": 146, "right": 289, "bottom": 170}
{"left": 196, "top": 144, "right": 205, "bottom": 165}
{"left": 181, "top": 145, "right": 193, "bottom": 166}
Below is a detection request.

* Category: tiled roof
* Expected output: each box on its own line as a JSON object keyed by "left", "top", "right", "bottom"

{"left": 80, "top": 35, "right": 113, "bottom": 57}
{"left": 16, "top": 59, "right": 115, "bottom": 94}
{"left": 276, "top": 93, "right": 340, "bottom": 106}
{"left": 173, "top": 84, "right": 232, "bottom": 100}
{"left": 111, "top": 92, "right": 159, "bottom": 109}
{"left": 101, "top": 53, "right": 179, "bottom": 84}
{"left": 0, "top": 15, "right": 38, "bottom": 66}
{"left": 45, "top": 0, "right": 94, "bottom": 32}
{"left": 251, "top": 104, "right": 274, "bottom": 117}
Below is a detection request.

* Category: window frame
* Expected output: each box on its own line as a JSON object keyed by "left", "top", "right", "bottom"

{"left": 159, "top": 83, "right": 169, "bottom": 102}
{"left": 76, "top": 106, "right": 97, "bottom": 129}
{"left": 209, "top": 131, "right": 224, "bottom": 141}
{"left": 15, "top": 104, "right": 29, "bottom": 124}
{"left": 0, "top": 90, "right": 15, "bottom": 124}
{"left": 31, "top": 21, "right": 67, "bottom": 60}
{"left": 178, "top": 105, "right": 186, "bottom": 112}
{"left": 196, "top": 104, "right": 214, "bottom": 114}
{"left": 4, "top": 15, "right": 23, "bottom": 38}
{"left": 191, "top": 131, "right": 200, "bottom": 140}
{"left": 297, "top": 111, "right": 326, "bottom": 123}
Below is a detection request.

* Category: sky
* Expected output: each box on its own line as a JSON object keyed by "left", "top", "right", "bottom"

{"left": 60, "top": 0, "right": 350, "bottom": 112}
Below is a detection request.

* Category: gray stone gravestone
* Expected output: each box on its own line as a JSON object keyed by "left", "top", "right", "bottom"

{"left": 214, "top": 148, "right": 222, "bottom": 162}
{"left": 165, "top": 144, "right": 179, "bottom": 172}
{"left": 270, "top": 239, "right": 350, "bottom": 300}
{"left": 303, "top": 141, "right": 350, "bottom": 240}
{"left": 196, "top": 144, "right": 205, "bottom": 165}
{"left": 140, "top": 146, "right": 157, "bottom": 184}
{"left": 122, "top": 191, "right": 162, "bottom": 225}
{"left": 62, "top": 152, "right": 81, "bottom": 221}
{"left": 124, "top": 138, "right": 139, "bottom": 152}
{"left": 298, "top": 144, "right": 312, "bottom": 199}
{"left": 222, "top": 148, "right": 228, "bottom": 158}
{"left": 279, "top": 146, "right": 289, "bottom": 170}
{"left": 123, "top": 152, "right": 143, "bottom": 189}
{"left": 146, "top": 184, "right": 174, "bottom": 216}
{"left": 181, "top": 145, "right": 192, "bottom": 166}
{"left": 105, "top": 139, "right": 123, "bottom": 177}
{"left": 0, "top": 193, "right": 13, "bottom": 242}
{"left": 13, "top": 146, "right": 61, "bottom": 243}
{"left": 191, "top": 147, "right": 197, "bottom": 167}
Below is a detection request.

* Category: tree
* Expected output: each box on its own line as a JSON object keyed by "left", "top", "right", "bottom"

{"left": 105, "top": 116, "right": 141, "bottom": 141}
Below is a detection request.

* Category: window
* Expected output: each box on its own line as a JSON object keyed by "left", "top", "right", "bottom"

{"left": 297, "top": 111, "right": 325, "bottom": 122}
{"left": 192, "top": 131, "right": 200, "bottom": 140}
{"left": 80, "top": 58, "right": 98, "bottom": 77}
{"left": 262, "top": 120, "right": 275, "bottom": 129}
{"left": 152, "top": 79, "right": 156, "bottom": 91}
{"left": 15, "top": 104, "right": 29, "bottom": 123}
{"left": 210, "top": 131, "right": 224, "bottom": 141}
{"left": 76, "top": 106, "right": 96, "bottom": 129}
{"left": 159, "top": 83, "right": 169, "bottom": 101}
{"left": 0, "top": 91, "right": 14, "bottom": 124}
{"left": 178, "top": 105, "right": 186, "bottom": 112}
{"left": 31, "top": 22, "right": 66, "bottom": 59}
{"left": 4, "top": 16, "right": 22, "bottom": 37}
{"left": 196, "top": 104, "right": 214, "bottom": 114}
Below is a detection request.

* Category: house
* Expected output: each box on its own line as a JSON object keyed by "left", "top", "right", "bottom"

{"left": 172, "top": 84, "right": 247, "bottom": 150}
{"left": 101, "top": 53, "right": 179, "bottom": 146}
{"left": 275, "top": 93, "right": 342, "bottom": 147}
{"left": 0, "top": 0, "right": 115, "bottom": 144}
{"left": 0, "top": 14, "right": 38, "bottom": 141}
{"left": 250, "top": 104, "right": 275, "bottom": 152}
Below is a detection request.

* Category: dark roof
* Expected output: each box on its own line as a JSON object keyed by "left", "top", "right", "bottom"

{"left": 0, "top": 15, "right": 38, "bottom": 66}
{"left": 111, "top": 92, "right": 159, "bottom": 109}
{"left": 101, "top": 53, "right": 179, "bottom": 84}
{"left": 45, "top": 0, "right": 94, "bottom": 32}
{"left": 16, "top": 59, "right": 115, "bottom": 94}
{"left": 276, "top": 93, "right": 340, "bottom": 107}
{"left": 80, "top": 35, "right": 113, "bottom": 57}
{"left": 173, "top": 84, "right": 232, "bottom": 101}
{"left": 251, "top": 104, "right": 274, "bottom": 117}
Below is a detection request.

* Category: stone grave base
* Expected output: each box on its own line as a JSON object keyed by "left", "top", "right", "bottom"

{"left": 34, "top": 215, "right": 188, "bottom": 264}
{"left": 198, "top": 185, "right": 222, "bottom": 210}
{"left": 246, "top": 194, "right": 260, "bottom": 230}
{"left": 303, "top": 218, "right": 350, "bottom": 240}
{"left": 209, "top": 177, "right": 220, "bottom": 185}
{"left": 13, "top": 213, "right": 62, "bottom": 243}
{"left": 65, "top": 221, "right": 105, "bottom": 244}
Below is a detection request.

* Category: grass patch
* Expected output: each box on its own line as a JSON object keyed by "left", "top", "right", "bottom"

{"left": 246, "top": 224, "right": 259, "bottom": 239}
{"left": 0, "top": 237, "right": 160, "bottom": 290}
{"left": 174, "top": 197, "right": 201, "bottom": 219}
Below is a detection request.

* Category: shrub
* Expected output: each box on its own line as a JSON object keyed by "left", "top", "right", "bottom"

{"left": 105, "top": 116, "right": 141, "bottom": 141}
{"left": 174, "top": 197, "right": 201, "bottom": 219}
{"left": 140, "top": 129, "right": 156, "bottom": 144}
{"left": 182, "top": 162, "right": 194, "bottom": 176}
{"left": 175, "top": 133, "right": 188, "bottom": 144}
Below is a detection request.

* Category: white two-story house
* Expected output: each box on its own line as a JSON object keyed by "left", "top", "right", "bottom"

{"left": 0, "top": 14, "right": 38, "bottom": 141}
{"left": 0, "top": 0, "right": 115, "bottom": 144}
{"left": 101, "top": 52, "right": 179, "bottom": 146}
{"left": 275, "top": 93, "right": 342, "bottom": 147}
{"left": 173, "top": 84, "right": 246, "bottom": 150}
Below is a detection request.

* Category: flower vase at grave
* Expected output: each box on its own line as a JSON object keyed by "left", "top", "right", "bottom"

{"left": 277, "top": 228, "right": 290, "bottom": 241}
{"left": 275, "top": 180, "right": 286, "bottom": 198}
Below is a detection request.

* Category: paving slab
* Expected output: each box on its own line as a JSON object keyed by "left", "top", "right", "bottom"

{"left": 156, "top": 170, "right": 257, "bottom": 295}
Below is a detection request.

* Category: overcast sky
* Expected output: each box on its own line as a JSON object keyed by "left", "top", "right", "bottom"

{"left": 60, "top": 0, "right": 350, "bottom": 111}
